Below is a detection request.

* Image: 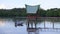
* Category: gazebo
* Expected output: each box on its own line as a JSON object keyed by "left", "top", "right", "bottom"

{"left": 25, "top": 4, "right": 40, "bottom": 20}
{"left": 25, "top": 5, "right": 40, "bottom": 34}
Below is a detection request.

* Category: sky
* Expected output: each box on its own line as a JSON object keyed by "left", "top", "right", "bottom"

{"left": 0, "top": 0, "right": 60, "bottom": 10}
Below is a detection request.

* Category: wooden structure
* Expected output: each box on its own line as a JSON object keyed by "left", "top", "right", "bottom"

{"left": 25, "top": 5, "right": 40, "bottom": 34}
{"left": 27, "top": 28, "right": 39, "bottom": 34}
{"left": 25, "top": 4, "right": 40, "bottom": 28}
{"left": 25, "top": 4, "right": 60, "bottom": 34}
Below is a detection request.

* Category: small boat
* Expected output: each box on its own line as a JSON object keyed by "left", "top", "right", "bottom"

{"left": 15, "top": 21, "right": 23, "bottom": 27}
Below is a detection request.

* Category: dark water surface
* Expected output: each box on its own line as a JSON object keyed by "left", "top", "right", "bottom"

{"left": 0, "top": 17, "right": 60, "bottom": 34}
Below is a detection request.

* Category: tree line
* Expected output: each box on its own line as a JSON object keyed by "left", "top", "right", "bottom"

{"left": 0, "top": 8, "right": 26, "bottom": 17}
{"left": 37, "top": 8, "right": 60, "bottom": 17}
{"left": 0, "top": 8, "right": 60, "bottom": 17}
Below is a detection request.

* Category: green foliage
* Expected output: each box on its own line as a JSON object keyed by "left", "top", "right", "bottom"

{"left": 37, "top": 8, "right": 46, "bottom": 17}
{"left": 0, "top": 8, "right": 60, "bottom": 17}
{"left": 0, "top": 8, "right": 26, "bottom": 17}
{"left": 46, "top": 8, "right": 59, "bottom": 17}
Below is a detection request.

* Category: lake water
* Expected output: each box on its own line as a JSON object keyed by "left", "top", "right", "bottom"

{"left": 0, "top": 17, "right": 60, "bottom": 34}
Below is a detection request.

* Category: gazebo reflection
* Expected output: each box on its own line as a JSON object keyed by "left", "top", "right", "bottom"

{"left": 27, "top": 28, "right": 39, "bottom": 34}
{"left": 27, "top": 22, "right": 39, "bottom": 34}
{"left": 26, "top": 20, "right": 39, "bottom": 34}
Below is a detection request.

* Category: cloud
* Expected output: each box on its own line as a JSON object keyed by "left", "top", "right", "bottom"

{"left": 0, "top": 4, "right": 6, "bottom": 9}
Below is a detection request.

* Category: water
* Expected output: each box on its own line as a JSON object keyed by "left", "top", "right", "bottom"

{"left": 0, "top": 17, "right": 60, "bottom": 34}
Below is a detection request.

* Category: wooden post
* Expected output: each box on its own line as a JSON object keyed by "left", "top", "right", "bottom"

{"left": 31, "top": 22, "right": 33, "bottom": 28}
{"left": 53, "top": 21, "right": 54, "bottom": 29}
{"left": 53, "top": 18, "right": 54, "bottom": 29}
{"left": 28, "top": 20, "right": 29, "bottom": 28}
{"left": 35, "top": 22, "right": 36, "bottom": 28}
{"left": 44, "top": 21, "right": 45, "bottom": 28}
{"left": 44, "top": 17, "right": 45, "bottom": 29}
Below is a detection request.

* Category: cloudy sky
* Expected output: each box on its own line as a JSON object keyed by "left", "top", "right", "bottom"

{"left": 0, "top": 0, "right": 60, "bottom": 10}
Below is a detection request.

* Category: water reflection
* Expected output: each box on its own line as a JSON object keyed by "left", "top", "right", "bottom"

{"left": 26, "top": 20, "right": 39, "bottom": 34}
{"left": 13, "top": 17, "right": 60, "bottom": 34}
{"left": 0, "top": 18, "right": 6, "bottom": 27}
{"left": 0, "top": 17, "right": 60, "bottom": 34}
{"left": 13, "top": 17, "right": 40, "bottom": 34}
{"left": 0, "top": 21, "right": 5, "bottom": 26}
{"left": 27, "top": 28, "right": 39, "bottom": 34}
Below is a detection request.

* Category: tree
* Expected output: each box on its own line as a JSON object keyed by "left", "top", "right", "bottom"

{"left": 37, "top": 8, "right": 46, "bottom": 17}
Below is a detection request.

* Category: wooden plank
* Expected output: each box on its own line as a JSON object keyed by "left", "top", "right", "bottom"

{"left": 27, "top": 28, "right": 37, "bottom": 32}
